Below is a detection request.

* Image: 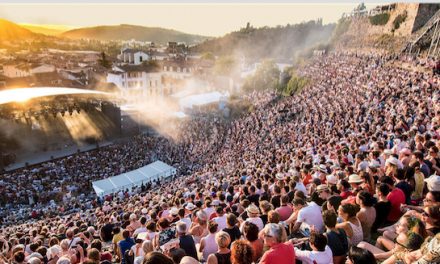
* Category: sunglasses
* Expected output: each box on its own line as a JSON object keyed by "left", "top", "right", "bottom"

{"left": 393, "top": 238, "right": 408, "bottom": 249}
{"left": 422, "top": 211, "right": 431, "bottom": 218}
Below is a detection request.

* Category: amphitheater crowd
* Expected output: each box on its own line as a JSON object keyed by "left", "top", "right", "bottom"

{"left": 1, "top": 51, "right": 440, "bottom": 264}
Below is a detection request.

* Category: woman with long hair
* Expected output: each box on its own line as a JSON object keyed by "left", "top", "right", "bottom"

{"left": 422, "top": 205, "right": 440, "bottom": 236}
{"left": 380, "top": 191, "right": 440, "bottom": 240}
{"left": 356, "top": 191, "right": 376, "bottom": 242}
{"left": 358, "top": 215, "right": 427, "bottom": 261}
{"left": 336, "top": 204, "right": 363, "bottom": 246}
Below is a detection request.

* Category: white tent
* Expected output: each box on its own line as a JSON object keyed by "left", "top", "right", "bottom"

{"left": 179, "top": 92, "right": 228, "bottom": 110}
{"left": 92, "top": 160, "right": 176, "bottom": 197}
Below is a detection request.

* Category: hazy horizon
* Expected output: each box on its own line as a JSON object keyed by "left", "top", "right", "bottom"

{"left": 0, "top": 3, "right": 378, "bottom": 37}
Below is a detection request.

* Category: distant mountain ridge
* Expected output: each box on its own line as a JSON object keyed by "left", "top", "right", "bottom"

{"left": 62, "top": 24, "right": 210, "bottom": 44}
{"left": 19, "top": 24, "right": 70, "bottom": 36}
{"left": 0, "top": 19, "right": 41, "bottom": 41}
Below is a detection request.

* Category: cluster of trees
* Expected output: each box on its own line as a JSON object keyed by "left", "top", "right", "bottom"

{"left": 392, "top": 11, "right": 408, "bottom": 33}
{"left": 242, "top": 60, "right": 280, "bottom": 92}
{"left": 192, "top": 20, "right": 334, "bottom": 61}
{"left": 369, "top": 13, "right": 391, "bottom": 26}
{"left": 241, "top": 60, "right": 310, "bottom": 96}
{"left": 279, "top": 70, "right": 310, "bottom": 96}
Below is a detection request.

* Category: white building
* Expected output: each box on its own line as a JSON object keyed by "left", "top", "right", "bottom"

{"left": 107, "top": 60, "right": 203, "bottom": 102}
{"left": 106, "top": 65, "right": 163, "bottom": 99}
{"left": 3, "top": 64, "right": 56, "bottom": 78}
{"left": 118, "top": 48, "right": 150, "bottom": 65}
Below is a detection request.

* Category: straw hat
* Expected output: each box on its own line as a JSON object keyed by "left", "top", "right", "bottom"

{"left": 275, "top": 173, "right": 285, "bottom": 180}
{"left": 326, "top": 174, "right": 338, "bottom": 185}
{"left": 317, "top": 184, "right": 330, "bottom": 192}
{"left": 170, "top": 207, "right": 179, "bottom": 216}
{"left": 185, "top": 203, "right": 196, "bottom": 211}
{"left": 246, "top": 204, "right": 260, "bottom": 215}
{"left": 348, "top": 174, "right": 363, "bottom": 184}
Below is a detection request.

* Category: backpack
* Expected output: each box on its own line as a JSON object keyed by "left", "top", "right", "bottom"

{"left": 124, "top": 249, "right": 134, "bottom": 264}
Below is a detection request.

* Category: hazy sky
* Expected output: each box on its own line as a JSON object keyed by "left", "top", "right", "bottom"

{"left": 0, "top": 3, "right": 377, "bottom": 37}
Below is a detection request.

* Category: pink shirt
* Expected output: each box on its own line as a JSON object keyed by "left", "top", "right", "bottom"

{"left": 260, "top": 242, "right": 296, "bottom": 264}
{"left": 276, "top": 205, "right": 293, "bottom": 221}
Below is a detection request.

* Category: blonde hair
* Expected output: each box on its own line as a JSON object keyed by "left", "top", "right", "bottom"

{"left": 142, "top": 240, "right": 153, "bottom": 254}
{"left": 215, "top": 231, "right": 231, "bottom": 248}
{"left": 59, "top": 240, "right": 70, "bottom": 251}
{"left": 385, "top": 164, "right": 397, "bottom": 177}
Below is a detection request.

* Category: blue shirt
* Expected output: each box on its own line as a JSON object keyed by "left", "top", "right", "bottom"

{"left": 119, "top": 238, "right": 135, "bottom": 264}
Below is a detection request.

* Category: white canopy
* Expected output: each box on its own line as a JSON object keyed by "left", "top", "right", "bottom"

{"left": 92, "top": 160, "right": 176, "bottom": 197}
{"left": 179, "top": 91, "right": 227, "bottom": 109}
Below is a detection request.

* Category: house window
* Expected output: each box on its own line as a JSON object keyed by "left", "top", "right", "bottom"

{"left": 149, "top": 80, "right": 152, "bottom": 87}
{"left": 140, "top": 56, "right": 143, "bottom": 62}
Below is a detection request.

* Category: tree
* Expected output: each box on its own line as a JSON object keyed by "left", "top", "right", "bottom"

{"left": 284, "top": 74, "right": 310, "bottom": 96}
{"left": 201, "top": 52, "right": 215, "bottom": 61}
{"left": 98, "top": 51, "right": 111, "bottom": 69}
{"left": 355, "top": 3, "right": 366, "bottom": 11}
{"left": 214, "top": 56, "right": 237, "bottom": 76}
{"left": 242, "top": 60, "right": 280, "bottom": 92}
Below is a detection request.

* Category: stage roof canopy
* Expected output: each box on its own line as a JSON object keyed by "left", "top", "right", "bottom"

{"left": 92, "top": 160, "right": 176, "bottom": 196}
{"left": 179, "top": 91, "right": 227, "bottom": 109}
{"left": 0, "top": 87, "right": 111, "bottom": 105}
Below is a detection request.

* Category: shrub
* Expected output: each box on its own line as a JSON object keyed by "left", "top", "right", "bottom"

{"left": 279, "top": 72, "right": 310, "bottom": 96}
{"left": 331, "top": 17, "right": 351, "bottom": 42}
{"left": 392, "top": 12, "right": 407, "bottom": 32}
{"left": 369, "top": 13, "right": 390, "bottom": 26}
{"left": 242, "top": 60, "right": 280, "bottom": 92}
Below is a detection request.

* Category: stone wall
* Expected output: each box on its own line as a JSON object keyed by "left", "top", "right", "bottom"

{"left": 335, "top": 3, "right": 440, "bottom": 53}
{"left": 412, "top": 3, "right": 440, "bottom": 33}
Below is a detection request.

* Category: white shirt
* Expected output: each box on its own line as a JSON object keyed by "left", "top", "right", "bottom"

{"left": 240, "top": 216, "right": 264, "bottom": 232}
{"left": 67, "top": 237, "right": 81, "bottom": 248}
{"left": 295, "top": 245, "right": 334, "bottom": 264}
{"left": 133, "top": 227, "right": 147, "bottom": 237}
{"left": 177, "top": 217, "right": 192, "bottom": 233}
{"left": 130, "top": 244, "right": 145, "bottom": 258}
{"left": 203, "top": 207, "right": 215, "bottom": 218}
{"left": 201, "top": 233, "right": 218, "bottom": 261}
{"left": 294, "top": 182, "right": 307, "bottom": 195}
{"left": 213, "top": 215, "right": 227, "bottom": 230}
{"left": 297, "top": 202, "right": 324, "bottom": 232}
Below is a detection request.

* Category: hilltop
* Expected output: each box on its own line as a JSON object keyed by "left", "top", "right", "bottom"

{"left": 19, "top": 24, "right": 71, "bottom": 36}
{"left": 0, "top": 19, "right": 42, "bottom": 41}
{"left": 61, "top": 24, "right": 210, "bottom": 44}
